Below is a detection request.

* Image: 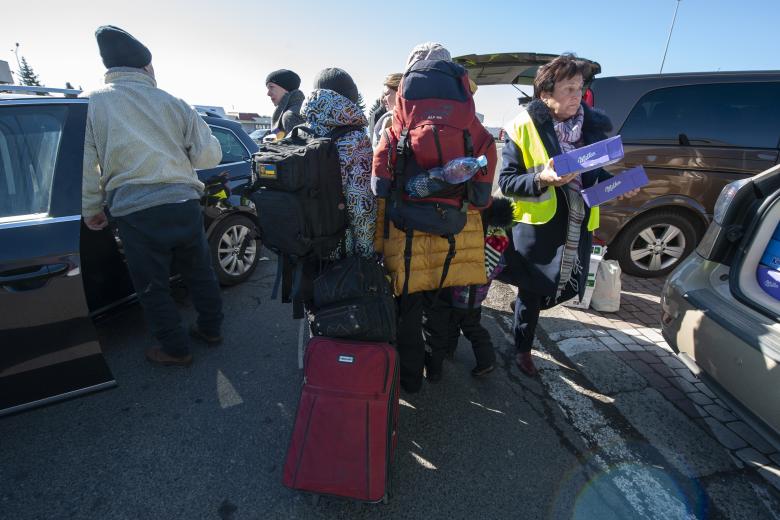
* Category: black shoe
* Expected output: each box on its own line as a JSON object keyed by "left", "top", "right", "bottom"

{"left": 189, "top": 324, "right": 223, "bottom": 346}
{"left": 471, "top": 365, "right": 495, "bottom": 377}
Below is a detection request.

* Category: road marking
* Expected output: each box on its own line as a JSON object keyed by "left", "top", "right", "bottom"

{"left": 486, "top": 314, "right": 697, "bottom": 518}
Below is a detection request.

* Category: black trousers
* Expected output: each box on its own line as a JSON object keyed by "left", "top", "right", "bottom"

{"left": 447, "top": 306, "right": 495, "bottom": 369}
{"left": 396, "top": 290, "right": 443, "bottom": 392}
{"left": 114, "top": 200, "right": 223, "bottom": 357}
{"left": 513, "top": 290, "right": 543, "bottom": 353}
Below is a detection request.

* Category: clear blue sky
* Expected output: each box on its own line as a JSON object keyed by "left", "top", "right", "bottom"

{"left": 2, "top": 0, "right": 778, "bottom": 126}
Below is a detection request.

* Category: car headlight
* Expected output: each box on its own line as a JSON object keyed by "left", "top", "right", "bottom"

{"left": 713, "top": 177, "right": 751, "bottom": 225}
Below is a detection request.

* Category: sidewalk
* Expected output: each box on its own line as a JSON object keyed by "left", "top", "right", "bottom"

{"left": 539, "top": 274, "right": 780, "bottom": 492}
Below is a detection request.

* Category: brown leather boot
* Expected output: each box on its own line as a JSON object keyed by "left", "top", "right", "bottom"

{"left": 515, "top": 351, "right": 538, "bottom": 377}
{"left": 145, "top": 347, "right": 193, "bottom": 367}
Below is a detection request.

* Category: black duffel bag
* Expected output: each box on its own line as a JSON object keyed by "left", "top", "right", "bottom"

{"left": 311, "top": 256, "right": 396, "bottom": 343}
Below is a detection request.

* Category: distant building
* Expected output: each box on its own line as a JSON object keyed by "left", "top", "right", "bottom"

{"left": 227, "top": 112, "right": 272, "bottom": 134}
{"left": 0, "top": 60, "right": 13, "bottom": 85}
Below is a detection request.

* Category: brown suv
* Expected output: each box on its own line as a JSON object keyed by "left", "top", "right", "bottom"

{"left": 454, "top": 53, "right": 780, "bottom": 277}
{"left": 590, "top": 72, "right": 780, "bottom": 276}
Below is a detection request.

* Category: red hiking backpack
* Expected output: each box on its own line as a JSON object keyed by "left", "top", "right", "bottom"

{"left": 372, "top": 59, "right": 496, "bottom": 295}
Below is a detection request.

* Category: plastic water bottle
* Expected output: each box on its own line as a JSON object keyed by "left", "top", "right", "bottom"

{"left": 430, "top": 155, "right": 488, "bottom": 184}
{"left": 405, "top": 155, "right": 488, "bottom": 198}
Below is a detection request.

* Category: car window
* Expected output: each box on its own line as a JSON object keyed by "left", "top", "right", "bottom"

{"left": 620, "top": 82, "right": 780, "bottom": 149}
{"left": 0, "top": 105, "right": 67, "bottom": 219}
{"left": 210, "top": 126, "right": 249, "bottom": 164}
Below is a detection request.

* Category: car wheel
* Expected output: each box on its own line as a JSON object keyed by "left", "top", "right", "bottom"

{"left": 208, "top": 214, "right": 260, "bottom": 286}
{"left": 612, "top": 209, "right": 698, "bottom": 278}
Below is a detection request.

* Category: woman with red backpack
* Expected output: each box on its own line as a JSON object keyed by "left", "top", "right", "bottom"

{"left": 372, "top": 43, "right": 497, "bottom": 393}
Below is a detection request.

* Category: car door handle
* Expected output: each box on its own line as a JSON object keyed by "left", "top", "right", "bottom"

{"left": 0, "top": 263, "right": 69, "bottom": 284}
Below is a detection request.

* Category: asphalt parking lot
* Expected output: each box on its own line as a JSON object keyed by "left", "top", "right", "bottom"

{"left": 1, "top": 254, "right": 780, "bottom": 519}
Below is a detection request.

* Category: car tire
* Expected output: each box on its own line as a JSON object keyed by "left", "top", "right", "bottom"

{"left": 208, "top": 214, "right": 260, "bottom": 286}
{"left": 611, "top": 209, "right": 699, "bottom": 278}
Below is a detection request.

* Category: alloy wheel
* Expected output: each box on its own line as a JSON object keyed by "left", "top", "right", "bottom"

{"left": 628, "top": 223, "right": 686, "bottom": 273}
{"left": 217, "top": 224, "right": 257, "bottom": 276}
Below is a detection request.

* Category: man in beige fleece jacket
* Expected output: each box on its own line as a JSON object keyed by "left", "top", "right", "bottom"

{"left": 82, "top": 25, "right": 223, "bottom": 367}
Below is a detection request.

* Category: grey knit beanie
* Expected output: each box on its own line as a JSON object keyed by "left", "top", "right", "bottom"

{"left": 313, "top": 68, "right": 359, "bottom": 103}
{"left": 404, "top": 42, "right": 451, "bottom": 71}
{"left": 265, "top": 69, "right": 300, "bottom": 92}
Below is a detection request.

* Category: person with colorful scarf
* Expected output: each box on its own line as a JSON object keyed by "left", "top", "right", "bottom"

{"left": 498, "top": 54, "right": 637, "bottom": 377}
{"left": 302, "top": 68, "right": 376, "bottom": 259}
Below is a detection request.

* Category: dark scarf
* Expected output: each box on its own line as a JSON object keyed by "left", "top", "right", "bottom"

{"left": 271, "top": 89, "right": 305, "bottom": 130}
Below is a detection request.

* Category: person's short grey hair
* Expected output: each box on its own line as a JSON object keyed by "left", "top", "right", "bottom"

{"left": 405, "top": 42, "right": 451, "bottom": 71}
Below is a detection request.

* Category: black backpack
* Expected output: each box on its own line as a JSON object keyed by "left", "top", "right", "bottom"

{"left": 249, "top": 125, "right": 360, "bottom": 318}
{"left": 310, "top": 256, "right": 396, "bottom": 343}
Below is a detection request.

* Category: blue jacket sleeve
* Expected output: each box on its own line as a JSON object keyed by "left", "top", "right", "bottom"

{"left": 498, "top": 138, "right": 544, "bottom": 198}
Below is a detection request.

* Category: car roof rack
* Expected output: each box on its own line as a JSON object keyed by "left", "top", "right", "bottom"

{"left": 0, "top": 85, "right": 82, "bottom": 97}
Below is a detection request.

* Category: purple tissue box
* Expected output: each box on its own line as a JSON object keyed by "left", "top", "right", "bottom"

{"left": 581, "top": 166, "right": 649, "bottom": 207}
{"left": 756, "top": 266, "right": 780, "bottom": 300}
{"left": 551, "top": 135, "right": 624, "bottom": 176}
{"left": 760, "top": 239, "right": 780, "bottom": 271}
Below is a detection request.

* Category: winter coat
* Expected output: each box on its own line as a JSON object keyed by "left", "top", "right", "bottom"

{"left": 82, "top": 68, "right": 221, "bottom": 217}
{"left": 497, "top": 99, "right": 613, "bottom": 300}
{"left": 271, "top": 89, "right": 305, "bottom": 136}
{"left": 374, "top": 199, "right": 486, "bottom": 296}
{"left": 302, "top": 88, "right": 376, "bottom": 258}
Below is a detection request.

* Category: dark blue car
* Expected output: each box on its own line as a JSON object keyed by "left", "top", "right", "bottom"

{"left": 0, "top": 87, "right": 261, "bottom": 417}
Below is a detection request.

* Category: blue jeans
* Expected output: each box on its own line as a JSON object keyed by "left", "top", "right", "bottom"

{"left": 114, "top": 200, "right": 223, "bottom": 356}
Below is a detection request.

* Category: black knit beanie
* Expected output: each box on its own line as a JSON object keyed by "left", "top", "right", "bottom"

{"left": 265, "top": 69, "right": 301, "bottom": 92}
{"left": 313, "top": 68, "right": 359, "bottom": 104}
{"left": 95, "top": 25, "right": 152, "bottom": 69}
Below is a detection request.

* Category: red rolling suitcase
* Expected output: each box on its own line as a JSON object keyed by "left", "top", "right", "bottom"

{"left": 282, "top": 337, "right": 399, "bottom": 503}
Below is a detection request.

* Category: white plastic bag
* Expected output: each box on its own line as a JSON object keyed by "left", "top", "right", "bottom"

{"left": 591, "top": 260, "right": 622, "bottom": 312}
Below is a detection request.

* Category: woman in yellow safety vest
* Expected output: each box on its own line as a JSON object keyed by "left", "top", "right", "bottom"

{"left": 498, "top": 54, "right": 638, "bottom": 377}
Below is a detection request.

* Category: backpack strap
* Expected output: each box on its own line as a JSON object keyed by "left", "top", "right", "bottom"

{"left": 463, "top": 129, "right": 474, "bottom": 157}
{"left": 438, "top": 234, "right": 457, "bottom": 291}
{"left": 386, "top": 128, "right": 410, "bottom": 239}
{"left": 394, "top": 128, "right": 409, "bottom": 181}
{"left": 463, "top": 129, "right": 476, "bottom": 206}
{"left": 290, "top": 261, "right": 305, "bottom": 319}
{"left": 401, "top": 228, "right": 414, "bottom": 297}
{"left": 328, "top": 125, "right": 364, "bottom": 141}
{"left": 271, "top": 254, "right": 284, "bottom": 300}
{"left": 467, "top": 284, "right": 477, "bottom": 309}
{"left": 432, "top": 125, "right": 444, "bottom": 167}
{"left": 281, "top": 254, "right": 294, "bottom": 304}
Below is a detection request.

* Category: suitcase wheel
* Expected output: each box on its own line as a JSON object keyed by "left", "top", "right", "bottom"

{"left": 382, "top": 494, "right": 389, "bottom": 505}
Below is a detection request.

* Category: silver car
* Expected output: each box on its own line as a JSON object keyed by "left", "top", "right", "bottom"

{"left": 661, "top": 163, "right": 780, "bottom": 440}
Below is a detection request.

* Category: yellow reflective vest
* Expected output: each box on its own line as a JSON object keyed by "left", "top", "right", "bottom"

{"left": 505, "top": 110, "right": 599, "bottom": 231}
